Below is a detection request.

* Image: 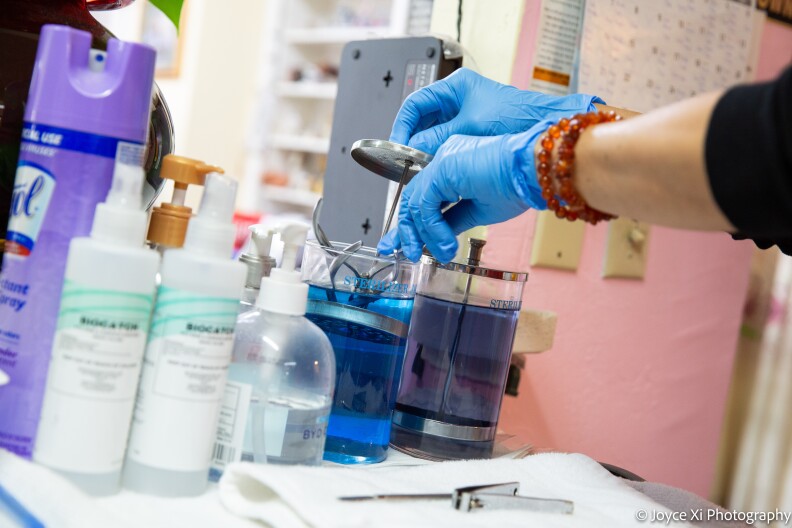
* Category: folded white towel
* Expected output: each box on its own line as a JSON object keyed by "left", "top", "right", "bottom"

{"left": 219, "top": 452, "right": 688, "bottom": 528}
{"left": 0, "top": 449, "right": 130, "bottom": 528}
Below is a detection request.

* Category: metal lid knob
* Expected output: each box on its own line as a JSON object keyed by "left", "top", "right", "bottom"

{"left": 467, "top": 238, "right": 486, "bottom": 266}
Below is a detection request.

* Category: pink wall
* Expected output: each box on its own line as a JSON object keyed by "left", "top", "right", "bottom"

{"left": 496, "top": 11, "right": 792, "bottom": 497}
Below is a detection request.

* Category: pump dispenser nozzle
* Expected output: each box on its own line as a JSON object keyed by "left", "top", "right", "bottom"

{"left": 91, "top": 158, "right": 148, "bottom": 245}
{"left": 146, "top": 155, "right": 223, "bottom": 251}
{"left": 257, "top": 224, "right": 309, "bottom": 316}
{"left": 183, "top": 173, "right": 238, "bottom": 258}
{"left": 240, "top": 224, "right": 276, "bottom": 289}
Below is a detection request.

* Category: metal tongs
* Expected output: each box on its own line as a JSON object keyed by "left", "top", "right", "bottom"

{"left": 312, "top": 198, "right": 400, "bottom": 303}
{"left": 339, "top": 481, "right": 574, "bottom": 514}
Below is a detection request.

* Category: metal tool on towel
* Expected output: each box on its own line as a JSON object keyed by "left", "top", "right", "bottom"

{"left": 339, "top": 481, "right": 574, "bottom": 514}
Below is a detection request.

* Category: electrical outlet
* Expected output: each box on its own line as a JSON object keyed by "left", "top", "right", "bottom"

{"left": 530, "top": 211, "right": 586, "bottom": 271}
{"left": 602, "top": 218, "right": 651, "bottom": 279}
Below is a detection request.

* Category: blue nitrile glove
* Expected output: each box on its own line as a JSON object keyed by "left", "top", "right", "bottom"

{"left": 378, "top": 121, "right": 554, "bottom": 263}
{"left": 390, "top": 68, "right": 604, "bottom": 155}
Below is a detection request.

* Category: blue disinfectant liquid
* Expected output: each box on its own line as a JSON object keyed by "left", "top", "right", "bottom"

{"left": 306, "top": 285, "right": 413, "bottom": 464}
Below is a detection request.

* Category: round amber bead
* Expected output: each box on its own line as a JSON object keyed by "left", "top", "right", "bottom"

{"left": 558, "top": 118, "right": 570, "bottom": 131}
{"left": 557, "top": 145, "right": 574, "bottom": 161}
{"left": 548, "top": 125, "right": 561, "bottom": 139}
{"left": 541, "top": 137, "right": 554, "bottom": 151}
{"left": 566, "top": 211, "right": 578, "bottom": 222}
{"left": 541, "top": 187, "right": 554, "bottom": 201}
{"left": 560, "top": 181, "right": 574, "bottom": 198}
{"left": 547, "top": 198, "right": 560, "bottom": 210}
{"left": 538, "top": 162, "right": 550, "bottom": 176}
{"left": 539, "top": 175, "right": 551, "bottom": 187}
{"left": 538, "top": 149, "right": 551, "bottom": 164}
{"left": 555, "top": 207, "right": 568, "bottom": 219}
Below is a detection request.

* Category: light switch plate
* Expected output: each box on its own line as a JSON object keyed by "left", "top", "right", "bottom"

{"left": 602, "top": 218, "right": 651, "bottom": 279}
{"left": 530, "top": 211, "right": 586, "bottom": 271}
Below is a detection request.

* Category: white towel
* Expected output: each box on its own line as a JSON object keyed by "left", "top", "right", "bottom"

{"left": 219, "top": 452, "right": 690, "bottom": 528}
{"left": 0, "top": 449, "right": 130, "bottom": 528}
{"left": 0, "top": 449, "right": 262, "bottom": 528}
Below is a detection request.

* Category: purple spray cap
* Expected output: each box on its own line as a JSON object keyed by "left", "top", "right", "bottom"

{"left": 25, "top": 25, "right": 156, "bottom": 142}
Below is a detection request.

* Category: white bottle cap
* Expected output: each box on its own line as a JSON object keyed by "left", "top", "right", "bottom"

{"left": 90, "top": 160, "right": 148, "bottom": 246}
{"left": 183, "top": 173, "right": 238, "bottom": 258}
{"left": 257, "top": 224, "right": 309, "bottom": 316}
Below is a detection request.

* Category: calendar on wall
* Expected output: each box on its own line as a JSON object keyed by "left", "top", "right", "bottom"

{"left": 578, "top": 0, "right": 763, "bottom": 112}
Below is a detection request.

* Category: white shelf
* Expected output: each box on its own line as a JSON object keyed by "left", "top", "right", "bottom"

{"left": 261, "top": 184, "right": 321, "bottom": 208}
{"left": 277, "top": 81, "right": 337, "bottom": 99}
{"left": 268, "top": 134, "right": 330, "bottom": 154}
{"left": 283, "top": 26, "right": 393, "bottom": 44}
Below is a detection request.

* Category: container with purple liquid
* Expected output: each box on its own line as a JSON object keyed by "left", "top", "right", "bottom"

{"left": 390, "top": 239, "right": 528, "bottom": 460}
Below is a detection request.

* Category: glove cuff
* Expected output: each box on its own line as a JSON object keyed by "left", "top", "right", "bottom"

{"left": 505, "top": 121, "right": 555, "bottom": 211}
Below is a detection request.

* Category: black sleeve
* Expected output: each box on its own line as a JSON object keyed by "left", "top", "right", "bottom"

{"left": 705, "top": 65, "right": 792, "bottom": 254}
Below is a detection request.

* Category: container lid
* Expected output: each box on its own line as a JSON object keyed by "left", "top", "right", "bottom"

{"left": 423, "top": 239, "right": 529, "bottom": 283}
{"left": 425, "top": 258, "right": 529, "bottom": 282}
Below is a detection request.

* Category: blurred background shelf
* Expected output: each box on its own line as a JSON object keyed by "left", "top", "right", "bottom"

{"left": 284, "top": 26, "right": 393, "bottom": 44}
{"left": 268, "top": 134, "right": 330, "bottom": 154}
{"left": 261, "top": 184, "right": 321, "bottom": 208}
{"left": 241, "top": 0, "right": 432, "bottom": 217}
{"left": 277, "top": 81, "right": 338, "bottom": 99}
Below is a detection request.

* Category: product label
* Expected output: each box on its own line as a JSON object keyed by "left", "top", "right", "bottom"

{"left": 33, "top": 281, "right": 154, "bottom": 473}
{"left": 489, "top": 299, "right": 523, "bottom": 310}
{"left": 126, "top": 287, "right": 240, "bottom": 472}
{"left": 0, "top": 121, "right": 145, "bottom": 458}
{"left": 210, "top": 380, "right": 253, "bottom": 477}
{"left": 343, "top": 275, "right": 417, "bottom": 295}
{"left": 6, "top": 162, "right": 57, "bottom": 257}
{"left": 264, "top": 405, "right": 329, "bottom": 463}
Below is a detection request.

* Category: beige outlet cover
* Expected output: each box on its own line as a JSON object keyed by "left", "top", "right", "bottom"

{"left": 602, "top": 217, "right": 651, "bottom": 279}
{"left": 530, "top": 211, "right": 586, "bottom": 271}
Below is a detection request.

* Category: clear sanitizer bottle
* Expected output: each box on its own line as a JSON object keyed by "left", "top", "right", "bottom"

{"left": 210, "top": 225, "right": 334, "bottom": 478}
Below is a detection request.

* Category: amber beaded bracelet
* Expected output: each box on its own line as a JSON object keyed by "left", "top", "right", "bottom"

{"left": 536, "top": 110, "right": 622, "bottom": 224}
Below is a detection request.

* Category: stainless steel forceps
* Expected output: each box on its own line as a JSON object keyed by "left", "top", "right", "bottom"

{"left": 339, "top": 481, "right": 574, "bottom": 514}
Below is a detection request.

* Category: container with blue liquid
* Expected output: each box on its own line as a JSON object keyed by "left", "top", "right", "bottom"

{"left": 302, "top": 241, "right": 419, "bottom": 464}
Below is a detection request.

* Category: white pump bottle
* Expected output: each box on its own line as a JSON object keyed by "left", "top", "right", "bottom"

{"left": 123, "top": 173, "right": 246, "bottom": 497}
{"left": 34, "top": 159, "right": 160, "bottom": 496}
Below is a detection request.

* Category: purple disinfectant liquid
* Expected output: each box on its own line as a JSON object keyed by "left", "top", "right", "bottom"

{"left": 0, "top": 25, "right": 155, "bottom": 457}
{"left": 392, "top": 293, "right": 519, "bottom": 459}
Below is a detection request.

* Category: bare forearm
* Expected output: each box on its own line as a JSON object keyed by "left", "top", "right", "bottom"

{"left": 570, "top": 94, "right": 734, "bottom": 231}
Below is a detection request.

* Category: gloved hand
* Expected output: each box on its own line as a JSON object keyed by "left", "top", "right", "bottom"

{"left": 390, "top": 68, "right": 604, "bottom": 155}
{"left": 378, "top": 120, "right": 554, "bottom": 263}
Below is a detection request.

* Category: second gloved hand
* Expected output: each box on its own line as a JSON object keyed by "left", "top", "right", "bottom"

{"left": 390, "top": 68, "right": 604, "bottom": 155}
{"left": 378, "top": 120, "right": 554, "bottom": 263}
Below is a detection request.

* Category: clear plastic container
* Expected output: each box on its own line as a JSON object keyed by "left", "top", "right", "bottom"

{"left": 390, "top": 241, "right": 528, "bottom": 460}
{"left": 301, "top": 241, "right": 419, "bottom": 464}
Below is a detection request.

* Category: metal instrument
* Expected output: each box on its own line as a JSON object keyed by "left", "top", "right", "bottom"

{"left": 339, "top": 481, "right": 574, "bottom": 514}
{"left": 350, "top": 139, "right": 433, "bottom": 238}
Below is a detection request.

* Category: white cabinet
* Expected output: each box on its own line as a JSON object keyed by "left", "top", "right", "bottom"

{"left": 240, "top": 0, "right": 433, "bottom": 216}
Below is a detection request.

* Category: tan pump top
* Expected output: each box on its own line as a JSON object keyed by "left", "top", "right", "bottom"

{"left": 146, "top": 155, "right": 224, "bottom": 249}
